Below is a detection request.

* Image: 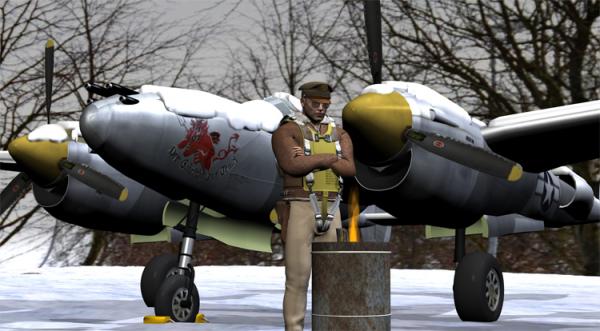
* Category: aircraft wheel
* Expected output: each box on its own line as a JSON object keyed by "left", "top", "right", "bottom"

{"left": 154, "top": 275, "right": 200, "bottom": 322}
{"left": 453, "top": 251, "right": 504, "bottom": 322}
{"left": 141, "top": 254, "right": 179, "bottom": 307}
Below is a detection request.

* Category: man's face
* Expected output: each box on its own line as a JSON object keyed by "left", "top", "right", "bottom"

{"left": 301, "top": 96, "right": 331, "bottom": 123}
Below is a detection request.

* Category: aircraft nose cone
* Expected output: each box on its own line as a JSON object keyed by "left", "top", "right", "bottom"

{"left": 342, "top": 91, "right": 413, "bottom": 165}
{"left": 80, "top": 103, "right": 112, "bottom": 151}
{"left": 8, "top": 130, "right": 68, "bottom": 185}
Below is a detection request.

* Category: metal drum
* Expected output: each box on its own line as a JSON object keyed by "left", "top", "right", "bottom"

{"left": 311, "top": 242, "right": 391, "bottom": 331}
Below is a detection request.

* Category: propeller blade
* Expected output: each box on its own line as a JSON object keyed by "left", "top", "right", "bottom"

{"left": 1, "top": 172, "right": 32, "bottom": 215}
{"left": 363, "top": 0, "right": 383, "bottom": 84}
{"left": 405, "top": 129, "right": 523, "bottom": 181}
{"left": 0, "top": 162, "right": 23, "bottom": 172}
{"left": 59, "top": 160, "right": 128, "bottom": 201}
{"left": 0, "top": 150, "right": 22, "bottom": 172}
{"left": 45, "top": 39, "right": 54, "bottom": 124}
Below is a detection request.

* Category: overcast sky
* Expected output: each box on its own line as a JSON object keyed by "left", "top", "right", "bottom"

{"left": 157, "top": 0, "right": 332, "bottom": 98}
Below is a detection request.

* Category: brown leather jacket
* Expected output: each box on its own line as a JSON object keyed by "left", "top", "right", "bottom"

{"left": 271, "top": 119, "right": 356, "bottom": 199}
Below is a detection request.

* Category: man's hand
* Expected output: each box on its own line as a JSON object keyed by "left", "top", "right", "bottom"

{"left": 292, "top": 146, "right": 304, "bottom": 157}
{"left": 321, "top": 154, "right": 339, "bottom": 168}
{"left": 292, "top": 145, "right": 338, "bottom": 169}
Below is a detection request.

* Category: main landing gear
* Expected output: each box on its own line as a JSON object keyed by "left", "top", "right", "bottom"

{"left": 140, "top": 201, "right": 204, "bottom": 323}
{"left": 452, "top": 228, "right": 504, "bottom": 322}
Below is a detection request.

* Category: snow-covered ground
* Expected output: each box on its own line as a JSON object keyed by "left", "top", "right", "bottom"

{"left": 0, "top": 266, "right": 599, "bottom": 330}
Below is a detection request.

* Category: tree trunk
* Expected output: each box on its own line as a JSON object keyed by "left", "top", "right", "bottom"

{"left": 574, "top": 224, "right": 600, "bottom": 275}
{"left": 82, "top": 230, "right": 106, "bottom": 266}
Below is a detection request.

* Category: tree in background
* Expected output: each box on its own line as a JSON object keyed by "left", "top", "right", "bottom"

{"left": 219, "top": 0, "right": 342, "bottom": 102}
{"left": 0, "top": 0, "right": 225, "bottom": 266}
{"left": 380, "top": 0, "right": 600, "bottom": 275}
{"left": 326, "top": 0, "right": 600, "bottom": 274}
{"left": 223, "top": 0, "right": 600, "bottom": 274}
{"left": 2, "top": 0, "right": 598, "bottom": 273}
{"left": 315, "top": 1, "right": 599, "bottom": 117}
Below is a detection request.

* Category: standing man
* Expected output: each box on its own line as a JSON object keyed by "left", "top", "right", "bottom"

{"left": 272, "top": 82, "right": 356, "bottom": 331}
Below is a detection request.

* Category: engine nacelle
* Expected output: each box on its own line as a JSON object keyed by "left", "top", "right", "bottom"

{"left": 354, "top": 142, "right": 600, "bottom": 228}
{"left": 33, "top": 142, "right": 168, "bottom": 235}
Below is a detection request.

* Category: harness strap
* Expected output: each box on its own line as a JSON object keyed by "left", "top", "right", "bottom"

{"left": 297, "top": 120, "right": 344, "bottom": 235}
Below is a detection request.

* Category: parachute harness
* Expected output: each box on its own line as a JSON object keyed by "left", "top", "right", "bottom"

{"left": 298, "top": 120, "right": 343, "bottom": 235}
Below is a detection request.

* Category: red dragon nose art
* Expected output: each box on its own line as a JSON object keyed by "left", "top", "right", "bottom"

{"left": 177, "top": 119, "right": 239, "bottom": 171}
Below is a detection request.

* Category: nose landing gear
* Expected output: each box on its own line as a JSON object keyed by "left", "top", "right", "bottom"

{"left": 142, "top": 201, "right": 206, "bottom": 323}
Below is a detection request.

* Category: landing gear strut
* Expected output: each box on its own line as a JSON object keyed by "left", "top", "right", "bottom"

{"left": 151, "top": 201, "right": 202, "bottom": 322}
{"left": 452, "top": 228, "right": 504, "bottom": 322}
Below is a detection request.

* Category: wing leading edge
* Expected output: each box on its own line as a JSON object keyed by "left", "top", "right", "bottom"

{"left": 482, "top": 101, "right": 600, "bottom": 173}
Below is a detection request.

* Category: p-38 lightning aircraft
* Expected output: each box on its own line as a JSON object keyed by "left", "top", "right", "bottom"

{"left": 2, "top": 0, "right": 599, "bottom": 324}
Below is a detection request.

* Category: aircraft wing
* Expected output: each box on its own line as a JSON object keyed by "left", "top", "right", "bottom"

{"left": 482, "top": 100, "right": 600, "bottom": 173}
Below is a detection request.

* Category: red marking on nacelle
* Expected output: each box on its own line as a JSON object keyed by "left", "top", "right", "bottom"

{"left": 433, "top": 140, "right": 445, "bottom": 149}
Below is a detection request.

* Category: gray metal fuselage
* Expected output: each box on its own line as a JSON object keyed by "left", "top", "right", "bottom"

{"left": 33, "top": 140, "right": 168, "bottom": 235}
{"left": 79, "top": 89, "right": 599, "bottom": 229}
{"left": 81, "top": 93, "right": 282, "bottom": 221}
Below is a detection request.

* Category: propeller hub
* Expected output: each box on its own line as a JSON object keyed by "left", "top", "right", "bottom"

{"left": 342, "top": 91, "right": 412, "bottom": 165}
{"left": 7, "top": 134, "right": 68, "bottom": 186}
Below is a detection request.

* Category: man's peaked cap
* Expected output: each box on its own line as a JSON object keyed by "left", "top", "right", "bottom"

{"left": 299, "top": 81, "right": 333, "bottom": 99}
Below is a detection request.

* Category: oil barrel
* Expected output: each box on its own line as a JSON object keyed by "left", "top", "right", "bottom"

{"left": 311, "top": 242, "right": 391, "bottom": 331}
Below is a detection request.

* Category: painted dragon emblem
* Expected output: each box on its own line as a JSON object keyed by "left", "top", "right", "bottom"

{"left": 177, "top": 119, "right": 239, "bottom": 171}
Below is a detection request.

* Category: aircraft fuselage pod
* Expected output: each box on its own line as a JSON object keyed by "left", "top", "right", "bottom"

{"left": 81, "top": 86, "right": 284, "bottom": 222}
{"left": 80, "top": 82, "right": 599, "bottom": 230}
{"left": 343, "top": 81, "right": 599, "bottom": 228}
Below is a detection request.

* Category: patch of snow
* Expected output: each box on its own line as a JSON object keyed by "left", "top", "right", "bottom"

{"left": 236, "top": 100, "right": 283, "bottom": 132}
{"left": 0, "top": 199, "right": 54, "bottom": 268}
{"left": 57, "top": 121, "right": 82, "bottom": 141}
{"left": 384, "top": 81, "right": 467, "bottom": 114}
{"left": 361, "top": 84, "right": 395, "bottom": 95}
{"left": 0, "top": 150, "right": 14, "bottom": 163}
{"left": 1, "top": 321, "right": 116, "bottom": 330}
{"left": 379, "top": 81, "right": 473, "bottom": 128}
{"left": 140, "top": 85, "right": 236, "bottom": 118}
{"left": 271, "top": 92, "right": 302, "bottom": 112}
{"left": 0, "top": 266, "right": 599, "bottom": 330}
{"left": 507, "top": 317, "right": 600, "bottom": 324}
{"left": 140, "top": 85, "right": 286, "bottom": 133}
{"left": 27, "top": 124, "right": 68, "bottom": 143}
{"left": 0, "top": 309, "right": 33, "bottom": 314}
{"left": 471, "top": 117, "right": 487, "bottom": 128}
{"left": 0, "top": 215, "right": 92, "bottom": 269}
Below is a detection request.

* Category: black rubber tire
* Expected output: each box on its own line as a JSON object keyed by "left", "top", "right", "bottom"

{"left": 154, "top": 275, "right": 200, "bottom": 323}
{"left": 140, "top": 254, "right": 179, "bottom": 307}
{"left": 453, "top": 251, "right": 504, "bottom": 322}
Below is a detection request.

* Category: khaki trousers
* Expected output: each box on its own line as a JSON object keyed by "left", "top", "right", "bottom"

{"left": 283, "top": 201, "right": 341, "bottom": 331}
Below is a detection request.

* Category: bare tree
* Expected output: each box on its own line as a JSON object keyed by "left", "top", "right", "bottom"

{"left": 381, "top": 0, "right": 600, "bottom": 275}
{"left": 275, "top": 0, "right": 600, "bottom": 274}
{"left": 318, "top": 0, "right": 600, "bottom": 274}
{"left": 218, "top": 0, "right": 338, "bottom": 102}
{"left": 1, "top": 0, "right": 63, "bottom": 146}
{"left": 0, "top": 0, "right": 225, "bottom": 266}
{"left": 381, "top": 0, "right": 599, "bottom": 116}
{"left": 304, "top": 1, "right": 429, "bottom": 101}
